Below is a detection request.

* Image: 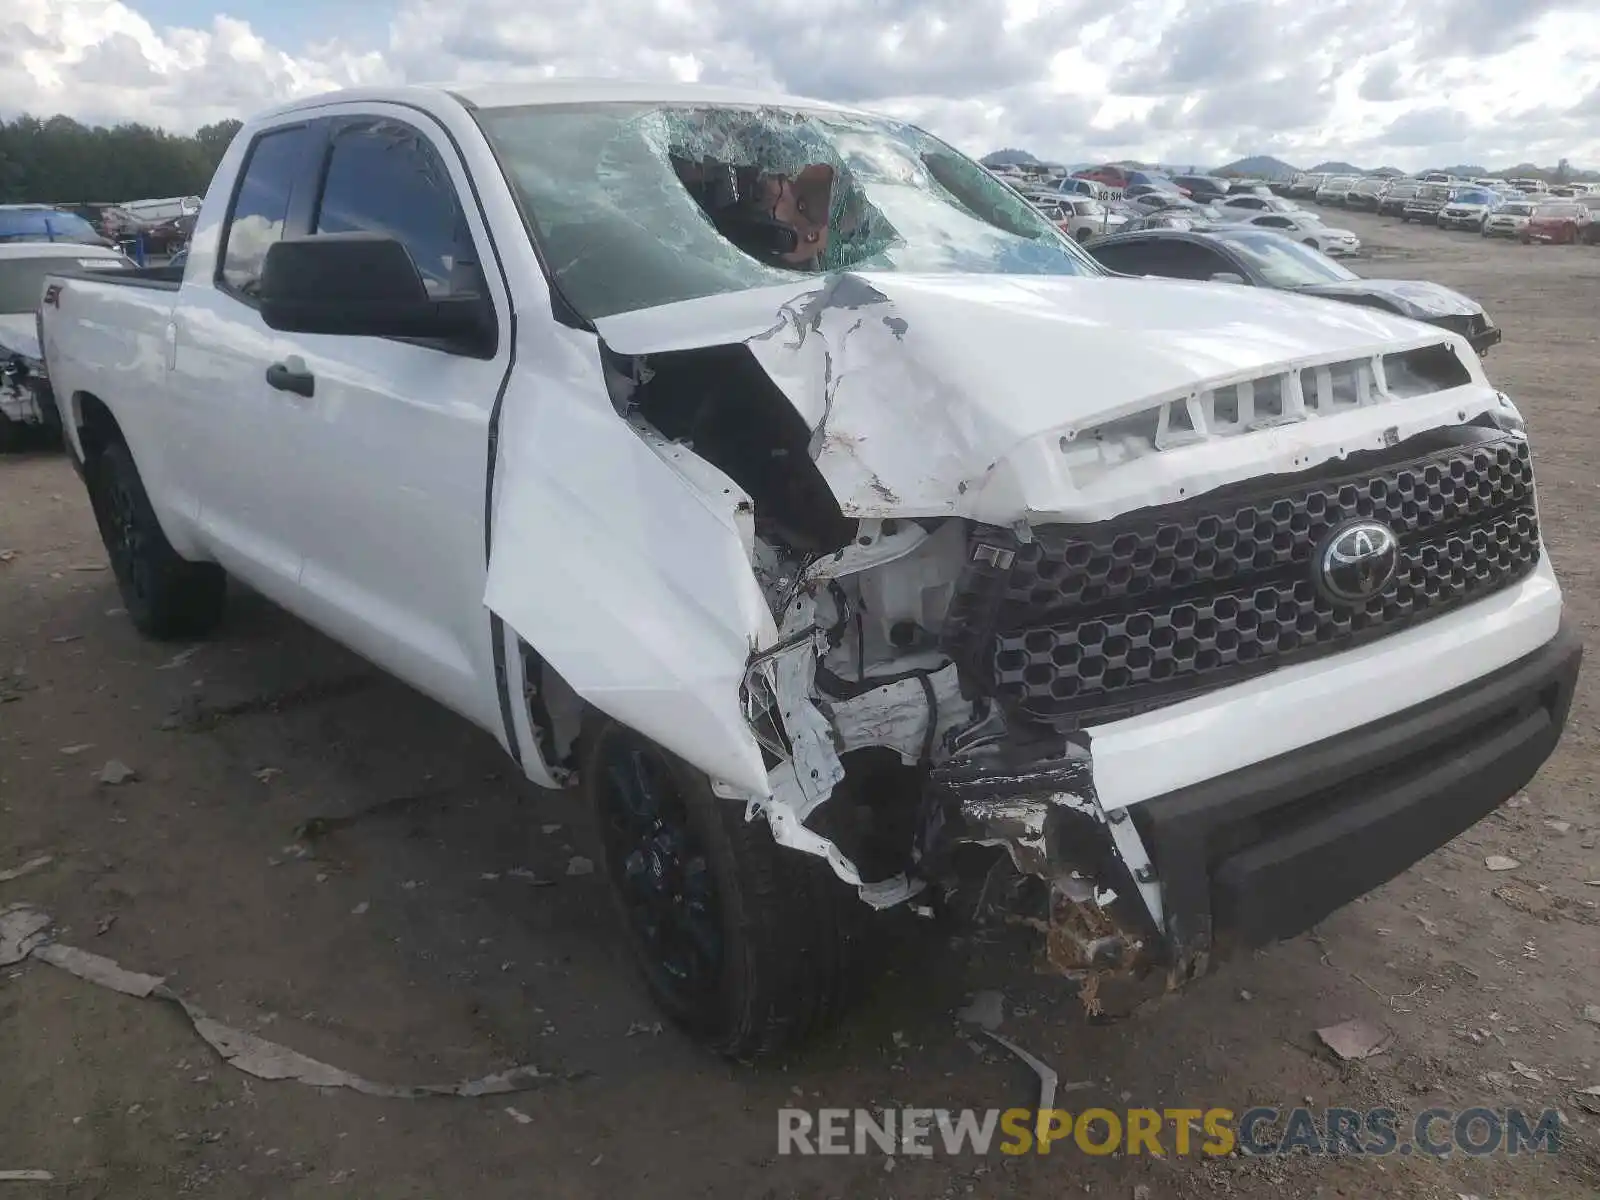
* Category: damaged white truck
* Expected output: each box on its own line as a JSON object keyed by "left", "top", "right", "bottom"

{"left": 38, "top": 82, "right": 1581, "bottom": 1058}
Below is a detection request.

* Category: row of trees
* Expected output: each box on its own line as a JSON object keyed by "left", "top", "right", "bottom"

{"left": 0, "top": 115, "right": 244, "bottom": 205}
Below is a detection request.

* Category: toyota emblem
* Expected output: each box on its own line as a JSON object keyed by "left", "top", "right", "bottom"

{"left": 1315, "top": 519, "right": 1399, "bottom": 606}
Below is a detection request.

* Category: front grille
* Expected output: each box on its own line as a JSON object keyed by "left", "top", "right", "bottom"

{"left": 943, "top": 428, "right": 1540, "bottom": 731}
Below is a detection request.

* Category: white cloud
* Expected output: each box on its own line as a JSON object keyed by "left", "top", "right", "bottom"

{"left": 4, "top": 0, "right": 1599, "bottom": 170}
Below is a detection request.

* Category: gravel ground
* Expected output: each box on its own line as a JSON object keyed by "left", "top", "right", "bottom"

{"left": 2, "top": 206, "right": 1598, "bottom": 1199}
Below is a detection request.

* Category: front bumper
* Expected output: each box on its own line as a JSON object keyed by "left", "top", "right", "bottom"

{"left": 1135, "top": 617, "right": 1580, "bottom": 956}
{"left": 1468, "top": 324, "right": 1504, "bottom": 354}
{"left": 928, "top": 612, "right": 1579, "bottom": 999}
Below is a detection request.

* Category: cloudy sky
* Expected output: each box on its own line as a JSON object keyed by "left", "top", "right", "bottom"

{"left": 5, "top": 0, "right": 1599, "bottom": 171}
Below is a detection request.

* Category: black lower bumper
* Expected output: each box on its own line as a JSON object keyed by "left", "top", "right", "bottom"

{"left": 1470, "top": 326, "right": 1504, "bottom": 355}
{"left": 1134, "top": 618, "right": 1581, "bottom": 957}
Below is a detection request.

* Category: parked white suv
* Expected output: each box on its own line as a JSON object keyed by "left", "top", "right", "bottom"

{"left": 0, "top": 242, "right": 131, "bottom": 448}
{"left": 37, "top": 82, "right": 1581, "bottom": 1056}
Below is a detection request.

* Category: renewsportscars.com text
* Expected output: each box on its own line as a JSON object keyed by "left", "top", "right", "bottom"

{"left": 777, "top": 1106, "right": 1563, "bottom": 1158}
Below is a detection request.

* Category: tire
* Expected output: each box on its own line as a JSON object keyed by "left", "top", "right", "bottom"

{"left": 1303, "top": 238, "right": 1319, "bottom": 248}
{"left": 1400, "top": 214, "right": 1409, "bottom": 223}
{"left": 0, "top": 411, "right": 19, "bottom": 453}
{"left": 85, "top": 438, "right": 226, "bottom": 640}
{"left": 582, "top": 715, "right": 870, "bottom": 1059}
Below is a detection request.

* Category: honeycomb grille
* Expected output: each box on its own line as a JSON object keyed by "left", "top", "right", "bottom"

{"left": 971, "top": 432, "right": 1540, "bottom": 729}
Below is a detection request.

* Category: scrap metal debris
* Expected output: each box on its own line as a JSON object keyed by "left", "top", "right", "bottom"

{"left": 566, "top": 857, "right": 595, "bottom": 877}
{"left": 1484, "top": 855, "right": 1520, "bottom": 872}
{"left": 1576, "top": 1086, "right": 1600, "bottom": 1117}
{"left": 956, "top": 990, "right": 1005, "bottom": 1032}
{"left": 0, "top": 906, "right": 51, "bottom": 966}
{"left": 3, "top": 906, "right": 569, "bottom": 1100}
{"left": 0, "top": 1172, "right": 53, "bottom": 1183}
{"left": 97, "top": 759, "right": 138, "bottom": 786}
{"left": 984, "top": 1030, "right": 1057, "bottom": 1144}
{"left": 505, "top": 1107, "right": 534, "bottom": 1125}
{"left": 1316, "top": 1018, "right": 1393, "bottom": 1061}
{"left": 292, "top": 790, "right": 444, "bottom": 842}
{"left": 0, "top": 856, "right": 53, "bottom": 885}
{"left": 59, "top": 744, "right": 92, "bottom": 756}
{"left": 157, "top": 646, "right": 200, "bottom": 670}
{"left": 1582, "top": 1005, "right": 1600, "bottom": 1027}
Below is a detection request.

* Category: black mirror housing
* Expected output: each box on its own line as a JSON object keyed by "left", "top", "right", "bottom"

{"left": 258, "top": 233, "right": 491, "bottom": 352}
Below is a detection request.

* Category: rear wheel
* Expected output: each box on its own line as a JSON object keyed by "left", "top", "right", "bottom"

{"left": 86, "top": 439, "right": 226, "bottom": 640}
{"left": 583, "top": 716, "right": 871, "bottom": 1059}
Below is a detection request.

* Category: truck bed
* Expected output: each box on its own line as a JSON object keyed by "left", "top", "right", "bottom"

{"left": 54, "top": 264, "right": 183, "bottom": 291}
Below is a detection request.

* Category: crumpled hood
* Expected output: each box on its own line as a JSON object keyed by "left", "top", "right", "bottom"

{"left": 0, "top": 314, "right": 41, "bottom": 365}
{"left": 593, "top": 271, "right": 1468, "bottom": 521}
{"left": 1294, "top": 278, "right": 1483, "bottom": 319}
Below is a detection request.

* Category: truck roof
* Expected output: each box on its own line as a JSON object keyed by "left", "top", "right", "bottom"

{"left": 254, "top": 79, "right": 863, "bottom": 125}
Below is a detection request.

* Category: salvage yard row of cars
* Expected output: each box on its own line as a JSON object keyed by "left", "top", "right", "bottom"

{"left": 6, "top": 84, "right": 1582, "bottom": 1058}
{"left": 1001, "top": 164, "right": 1505, "bottom": 356}
{"left": 1292, "top": 170, "right": 1600, "bottom": 244}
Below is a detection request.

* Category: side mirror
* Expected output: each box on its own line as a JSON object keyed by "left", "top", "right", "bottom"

{"left": 1210, "top": 271, "right": 1248, "bottom": 285}
{"left": 258, "top": 233, "right": 491, "bottom": 351}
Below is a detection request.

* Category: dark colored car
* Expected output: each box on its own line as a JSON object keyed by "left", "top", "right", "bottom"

{"left": 0, "top": 206, "right": 114, "bottom": 247}
{"left": 1343, "top": 178, "right": 1387, "bottom": 212}
{"left": 1402, "top": 184, "right": 1454, "bottom": 223}
{"left": 1083, "top": 227, "right": 1504, "bottom": 355}
{"left": 1377, "top": 181, "right": 1419, "bottom": 216}
{"left": 1172, "top": 174, "right": 1230, "bottom": 202}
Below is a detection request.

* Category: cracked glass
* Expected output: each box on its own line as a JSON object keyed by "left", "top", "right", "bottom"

{"left": 477, "top": 101, "right": 1101, "bottom": 319}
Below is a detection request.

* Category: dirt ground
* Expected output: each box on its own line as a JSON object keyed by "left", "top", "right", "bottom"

{"left": 2, "top": 207, "right": 1599, "bottom": 1199}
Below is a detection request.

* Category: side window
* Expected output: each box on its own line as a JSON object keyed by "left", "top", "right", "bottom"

{"left": 1258, "top": 216, "right": 1294, "bottom": 229}
{"left": 1091, "top": 241, "right": 1164, "bottom": 276}
{"left": 313, "top": 119, "right": 485, "bottom": 300}
{"left": 219, "top": 124, "right": 317, "bottom": 297}
{"left": 1166, "top": 242, "right": 1234, "bottom": 280}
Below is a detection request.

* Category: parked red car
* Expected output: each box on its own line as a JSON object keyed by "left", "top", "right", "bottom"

{"left": 1072, "top": 165, "right": 1191, "bottom": 197}
{"left": 1521, "top": 202, "right": 1595, "bottom": 245}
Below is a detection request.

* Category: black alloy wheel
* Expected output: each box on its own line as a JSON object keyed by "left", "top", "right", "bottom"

{"left": 595, "top": 733, "right": 724, "bottom": 1012}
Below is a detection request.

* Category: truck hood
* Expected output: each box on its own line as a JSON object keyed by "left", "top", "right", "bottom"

{"left": 1293, "top": 278, "right": 1483, "bottom": 319}
{"left": 593, "top": 271, "right": 1472, "bottom": 522}
{"left": 0, "top": 314, "right": 40, "bottom": 365}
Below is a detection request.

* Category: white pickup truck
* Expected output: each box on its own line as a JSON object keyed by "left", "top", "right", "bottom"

{"left": 38, "top": 81, "right": 1580, "bottom": 1058}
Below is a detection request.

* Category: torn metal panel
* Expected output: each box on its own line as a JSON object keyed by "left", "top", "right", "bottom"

{"left": 827, "top": 664, "right": 968, "bottom": 763}
{"left": 596, "top": 272, "right": 1507, "bottom": 525}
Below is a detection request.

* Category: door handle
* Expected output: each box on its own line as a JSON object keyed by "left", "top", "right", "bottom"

{"left": 265, "top": 359, "right": 315, "bottom": 398}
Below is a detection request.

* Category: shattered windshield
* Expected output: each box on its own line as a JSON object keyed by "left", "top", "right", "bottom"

{"left": 475, "top": 102, "right": 1101, "bottom": 319}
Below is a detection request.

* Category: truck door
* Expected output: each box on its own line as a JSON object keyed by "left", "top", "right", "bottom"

{"left": 266, "top": 109, "right": 513, "bottom": 732}
{"left": 170, "top": 120, "right": 324, "bottom": 601}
